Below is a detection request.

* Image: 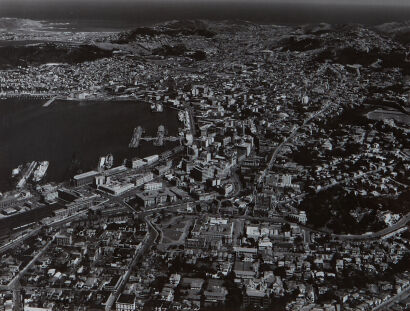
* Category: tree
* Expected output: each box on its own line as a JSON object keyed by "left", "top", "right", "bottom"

{"left": 281, "top": 223, "right": 291, "bottom": 232}
{"left": 224, "top": 272, "right": 243, "bottom": 311}
{"left": 151, "top": 276, "right": 168, "bottom": 291}
{"left": 273, "top": 267, "right": 287, "bottom": 278}
{"left": 294, "top": 236, "right": 303, "bottom": 244}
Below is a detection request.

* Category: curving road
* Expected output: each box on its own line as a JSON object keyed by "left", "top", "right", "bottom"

{"left": 372, "top": 285, "right": 410, "bottom": 311}
{"left": 257, "top": 101, "right": 332, "bottom": 185}
{"left": 332, "top": 212, "right": 410, "bottom": 241}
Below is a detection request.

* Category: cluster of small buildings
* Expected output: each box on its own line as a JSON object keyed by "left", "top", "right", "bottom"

{"left": 1, "top": 211, "right": 147, "bottom": 310}
{"left": 102, "top": 211, "right": 409, "bottom": 311}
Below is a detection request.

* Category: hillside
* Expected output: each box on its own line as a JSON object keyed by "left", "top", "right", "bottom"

{"left": 0, "top": 43, "right": 113, "bottom": 69}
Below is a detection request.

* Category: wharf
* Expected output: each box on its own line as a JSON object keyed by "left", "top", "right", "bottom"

{"left": 42, "top": 97, "right": 57, "bottom": 107}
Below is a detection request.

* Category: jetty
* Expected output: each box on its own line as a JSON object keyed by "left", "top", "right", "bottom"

{"left": 129, "top": 125, "right": 182, "bottom": 148}
{"left": 42, "top": 96, "right": 57, "bottom": 107}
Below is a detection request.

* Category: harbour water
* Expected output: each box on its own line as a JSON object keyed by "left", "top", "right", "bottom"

{"left": 0, "top": 98, "right": 180, "bottom": 192}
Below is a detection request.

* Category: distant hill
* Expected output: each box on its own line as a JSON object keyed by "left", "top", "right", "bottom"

{"left": 112, "top": 19, "right": 215, "bottom": 44}
{"left": 109, "top": 19, "right": 410, "bottom": 73}
{"left": 1, "top": 18, "right": 409, "bottom": 73}
{"left": 0, "top": 43, "right": 112, "bottom": 69}
{"left": 270, "top": 21, "right": 410, "bottom": 74}
{"left": 0, "top": 17, "right": 44, "bottom": 31}
{"left": 374, "top": 21, "right": 410, "bottom": 45}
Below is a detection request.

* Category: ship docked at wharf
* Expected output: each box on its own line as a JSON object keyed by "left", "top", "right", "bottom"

{"left": 178, "top": 111, "right": 185, "bottom": 122}
{"left": 129, "top": 126, "right": 144, "bottom": 148}
{"left": 98, "top": 153, "right": 114, "bottom": 171}
{"left": 32, "top": 161, "right": 49, "bottom": 182}
{"left": 150, "top": 102, "right": 164, "bottom": 113}
{"left": 153, "top": 124, "right": 166, "bottom": 146}
{"left": 11, "top": 161, "right": 49, "bottom": 189}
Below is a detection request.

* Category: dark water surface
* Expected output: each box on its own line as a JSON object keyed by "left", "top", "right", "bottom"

{"left": 0, "top": 98, "right": 179, "bottom": 191}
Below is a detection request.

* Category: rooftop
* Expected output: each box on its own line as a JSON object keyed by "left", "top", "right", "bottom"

{"left": 73, "top": 170, "right": 99, "bottom": 180}
{"left": 116, "top": 293, "right": 136, "bottom": 304}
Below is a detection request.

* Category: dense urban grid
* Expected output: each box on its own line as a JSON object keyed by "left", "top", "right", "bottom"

{"left": 0, "top": 18, "right": 409, "bottom": 311}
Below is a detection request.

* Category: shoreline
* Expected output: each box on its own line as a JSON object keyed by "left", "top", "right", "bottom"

{"left": 0, "top": 96, "right": 181, "bottom": 191}
{"left": 0, "top": 94, "right": 185, "bottom": 111}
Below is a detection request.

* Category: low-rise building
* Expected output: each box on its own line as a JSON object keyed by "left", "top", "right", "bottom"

{"left": 73, "top": 171, "right": 100, "bottom": 187}
{"left": 116, "top": 294, "right": 137, "bottom": 311}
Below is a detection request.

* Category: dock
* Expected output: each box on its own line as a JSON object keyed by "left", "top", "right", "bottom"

{"left": 129, "top": 125, "right": 181, "bottom": 148}
{"left": 42, "top": 96, "right": 57, "bottom": 107}
{"left": 138, "top": 124, "right": 182, "bottom": 147}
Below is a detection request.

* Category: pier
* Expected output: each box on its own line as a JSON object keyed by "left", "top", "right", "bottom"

{"left": 141, "top": 136, "right": 182, "bottom": 144}
{"left": 129, "top": 125, "right": 182, "bottom": 148}
{"left": 0, "top": 93, "right": 57, "bottom": 100}
{"left": 42, "top": 96, "right": 57, "bottom": 107}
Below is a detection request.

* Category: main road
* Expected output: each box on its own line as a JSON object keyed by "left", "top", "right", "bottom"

{"left": 257, "top": 101, "right": 332, "bottom": 185}
{"left": 332, "top": 212, "right": 410, "bottom": 241}
{"left": 372, "top": 285, "right": 410, "bottom": 311}
{"left": 104, "top": 197, "right": 160, "bottom": 311}
{"left": 104, "top": 216, "right": 159, "bottom": 311}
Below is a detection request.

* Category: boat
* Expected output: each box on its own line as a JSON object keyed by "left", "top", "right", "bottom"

{"left": 151, "top": 102, "right": 164, "bottom": 112}
{"left": 32, "top": 161, "right": 49, "bottom": 182}
{"left": 129, "top": 126, "right": 144, "bottom": 148}
{"left": 98, "top": 156, "right": 106, "bottom": 170}
{"left": 11, "top": 165, "right": 23, "bottom": 178}
{"left": 15, "top": 161, "right": 37, "bottom": 189}
{"left": 178, "top": 111, "right": 185, "bottom": 122}
{"left": 98, "top": 153, "right": 114, "bottom": 170}
{"left": 105, "top": 154, "right": 114, "bottom": 169}
{"left": 154, "top": 125, "right": 166, "bottom": 146}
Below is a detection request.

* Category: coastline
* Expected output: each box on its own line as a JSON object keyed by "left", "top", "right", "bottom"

{"left": 0, "top": 96, "right": 181, "bottom": 192}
